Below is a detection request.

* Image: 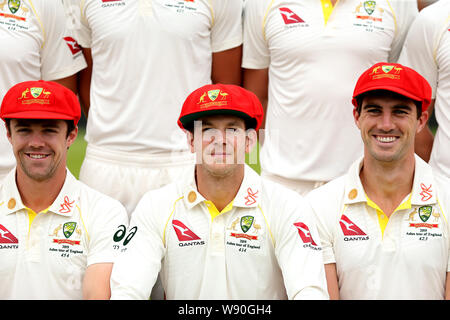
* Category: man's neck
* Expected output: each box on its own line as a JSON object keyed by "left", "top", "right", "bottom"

{"left": 196, "top": 165, "right": 244, "bottom": 212}
{"left": 16, "top": 169, "right": 67, "bottom": 213}
{"left": 360, "top": 154, "right": 415, "bottom": 217}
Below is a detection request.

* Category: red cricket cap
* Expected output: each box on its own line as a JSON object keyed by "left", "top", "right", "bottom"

{"left": 178, "top": 84, "right": 264, "bottom": 130}
{"left": 0, "top": 80, "right": 81, "bottom": 126}
{"left": 352, "top": 62, "right": 432, "bottom": 112}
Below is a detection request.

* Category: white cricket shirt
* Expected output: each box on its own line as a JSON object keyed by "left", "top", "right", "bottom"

{"left": 0, "top": 169, "right": 128, "bottom": 299}
{"left": 110, "top": 165, "right": 329, "bottom": 300}
{"left": 63, "top": 0, "right": 243, "bottom": 154}
{"left": 307, "top": 155, "right": 450, "bottom": 299}
{"left": 243, "top": 0, "right": 418, "bottom": 182}
{"left": 398, "top": 1, "right": 450, "bottom": 179}
{"left": 0, "top": 0, "right": 87, "bottom": 177}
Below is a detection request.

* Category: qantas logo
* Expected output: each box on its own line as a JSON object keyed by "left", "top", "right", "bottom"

{"left": 279, "top": 7, "right": 305, "bottom": 24}
{"left": 172, "top": 220, "right": 200, "bottom": 240}
{"left": 340, "top": 215, "right": 366, "bottom": 235}
{"left": 293, "top": 222, "right": 321, "bottom": 250}
{"left": 63, "top": 37, "right": 81, "bottom": 56}
{"left": 0, "top": 224, "right": 18, "bottom": 244}
{"left": 339, "top": 215, "right": 369, "bottom": 241}
{"left": 172, "top": 220, "right": 205, "bottom": 247}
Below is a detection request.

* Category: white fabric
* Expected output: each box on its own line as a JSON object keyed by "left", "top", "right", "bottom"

{"left": 307, "top": 155, "right": 450, "bottom": 300}
{"left": 243, "top": 0, "right": 418, "bottom": 183}
{"left": 0, "top": 169, "right": 128, "bottom": 299}
{"left": 79, "top": 144, "right": 195, "bottom": 216}
{"left": 110, "top": 165, "right": 329, "bottom": 300}
{"left": 0, "top": 0, "right": 87, "bottom": 176}
{"left": 63, "top": 0, "right": 243, "bottom": 154}
{"left": 398, "top": 0, "right": 450, "bottom": 179}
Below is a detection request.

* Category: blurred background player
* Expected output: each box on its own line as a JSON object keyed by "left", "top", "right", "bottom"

{"left": 399, "top": 0, "right": 450, "bottom": 177}
{"left": 0, "top": 80, "right": 127, "bottom": 299}
{"left": 0, "top": 0, "right": 86, "bottom": 181}
{"left": 110, "top": 84, "right": 328, "bottom": 300}
{"left": 242, "top": 0, "right": 418, "bottom": 195}
{"left": 63, "top": 0, "right": 243, "bottom": 217}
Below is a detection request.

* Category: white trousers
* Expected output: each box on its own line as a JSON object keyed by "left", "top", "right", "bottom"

{"left": 261, "top": 171, "right": 326, "bottom": 197}
{"left": 79, "top": 144, "right": 195, "bottom": 217}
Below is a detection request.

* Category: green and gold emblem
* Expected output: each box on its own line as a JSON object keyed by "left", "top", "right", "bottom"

{"left": 207, "top": 89, "right": 220, "bottom": 101}
{"left": 63, "top": 222, "right": 77, "bottom": 239}
{"left": 240, "top": 216, "right": 254, "bottom": 233}
{"left": 30, "top": 87, "right": 43, "bottom": 98}
{"left": 418, "top": 206, "right": 432, "bottom": 222}
{"left": 363, "top": 1, "right": 376, "bottom": 15}
{"left": 8, "top": 0, "right": 20, "bottom": 14}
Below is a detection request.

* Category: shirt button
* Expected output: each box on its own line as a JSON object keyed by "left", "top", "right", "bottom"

{"left": 8, "top": 198, "right": 16, "bottom": 209}
{"left": 188, "top": 191, "right": 197, "bottom": 203}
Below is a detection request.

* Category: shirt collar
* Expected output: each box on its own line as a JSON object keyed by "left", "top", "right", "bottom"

{"left": 3, "top": 168, "right": 80, "bottom": 217}
{"left": 344, "top": 155, "right": 437, "bottom": 206}
{"left": 182, "top": 164, "right": 262, "bottom": 210}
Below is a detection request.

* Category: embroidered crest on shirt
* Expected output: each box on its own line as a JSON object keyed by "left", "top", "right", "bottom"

{"left": 0, "top": 0, "right": 30, "bottom": 30}
{"left": 353, "top": 1, "right": 384, "bottom": 30}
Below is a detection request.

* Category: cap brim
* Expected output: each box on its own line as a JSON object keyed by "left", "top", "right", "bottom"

{"left": 1, "top": 110, "right": 76, "bottom": 121}
{"left": 354, "top": 85, "right": 423, "bottom": 103}
{"left": 180, "top": 109, "right": 256, "bottom": 129}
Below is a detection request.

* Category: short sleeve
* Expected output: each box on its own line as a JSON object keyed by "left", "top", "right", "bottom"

{"left": 210, "top": 0, "right": 243, "bottom": 52}
{"left": 306, "top": 193, "right": 337, "bottom": 265}
{"left": 270, "top": 189, "right": 329, "bottom": 299}
{"left": 398, "top": 5, "right": 442, "bottom": 98}
{"left": 62, "top": 0, "right": 92, "bottom": 48}
{"left": 242, "top": 0, "right": 270, "bottom": 69}
{"left": 387, "top": 0, "right": 418, "bottom": 63}
{"left": 110, "top": 193, "right": 166, "bottom": 300}
{"left": 36, "top": 0, "right": 86, "bottom": 80}
{"left": 85, "top": 198, "right": 128, "bottom": 266}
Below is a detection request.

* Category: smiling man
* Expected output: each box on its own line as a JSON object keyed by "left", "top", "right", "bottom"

{"left": 306, "top": 62, "right": 450, "bottom": 299}
{"left": 110, "top": 84, "right": 328, "bottom": 300}
{"left": 0, "top": 80, "right": 128, "bottom": 299}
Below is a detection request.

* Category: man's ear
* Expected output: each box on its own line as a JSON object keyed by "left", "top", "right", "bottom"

{"left": 184, "top": 129, "right": 195, "bottom": 153}
{"left": 353, "top": 108, "right": 362, "bottom": 130}
{"left": 416, "top": 110, "right": 429, "bottom": 134}
{"left": 66, "top": 126, "right": 79, "bottom": 148}
{"left": 5, "top": 121, "right": 12, "bottom": 143}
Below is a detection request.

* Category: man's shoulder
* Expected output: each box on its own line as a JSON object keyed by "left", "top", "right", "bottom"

{"left": 306, "top": 175, "right": 347, "bottom": 211}
{"left": 309, "top": 175, "right": 346, "bottom": 200}
{"left": 136, "top": 181, "right": 186, "bottom": 210}
{"left": 433, "top": 171, "right": 450, "bottom": 199}
{"left": 76, "top": 179, "right": 126, "bottom": 212}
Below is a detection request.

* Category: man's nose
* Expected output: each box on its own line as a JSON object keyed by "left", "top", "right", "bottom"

{"left": 28, "top": 132, "right": 46, "bottom": 148}
{"left": 378, "top": 112, "right": 396, "bottom": 132}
